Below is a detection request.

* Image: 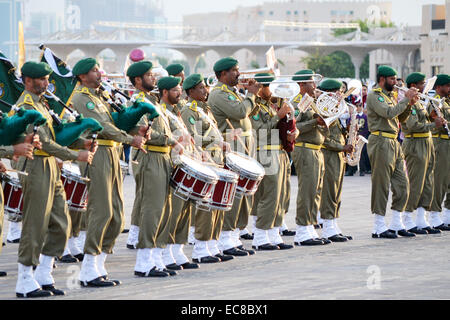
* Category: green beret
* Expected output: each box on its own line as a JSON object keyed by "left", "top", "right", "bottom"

{"left": 255, "top": 73, "right": 275, "bottom": 85}
{"left": 435, "top": 74, "right": 450, "bottom": 86}
{"left": 21, "top": 61, "right": 52, "bottom": 78}
{"left": 377, "top": 65, "right": 397, "bottom": 77}
{"left": 166, "top": 63, "right": 184, "bottom": 76}
{"left": 319, "top": 79, "right": 343, "bottom": 91}
{"left": 292, "top": 69, "right": 314, "bottom": 82}
{"left": 213, "top": 57, "right": 238, "bottom": 73}
{"left": 405, "top": 72, "right": 426, "bottom": 85}
{"left": 183, "top": 73, "right": 203, "bottom": 90}
{"left": 72, "top": 58, "right": 99, "bottom": 76}
{"left": 127, "top": 61, "right": 153, "bottom": 78}
{"left": 158, "top": 76, "right": 182, "bottom": 91}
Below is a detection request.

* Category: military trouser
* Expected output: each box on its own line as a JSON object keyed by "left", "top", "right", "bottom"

{"left": 367, "top": 135, "right": 409, "bottom": 216}
{"left": 134, "top": 151, "right": 172, "bottom": 249}
{"left": 18, "top": 156, "right": 70, "bottom": 266}
{"left": 292, "top": 146, "right": 324, "bottom": 226}
{"left": 430, "top": 137, "right": 450, "bottom": 212}
{"left": 69, "top": 210, "right": 84, "bottom": 238}
{"left": 280, "top": 151, "right": 291, "bottom": 215}
{"left": 81, "top": 145, "right": 124, "bottom": 255}
{"left": 402, "top": 137, "right": 435, "bottom": 212}
{"left": 0, "top": 191, "right": 4, "bottom": 256}
{"left": 130, "top": 148, "right": 143, "bottom": 227}
{"left": 166, "top": 196, "right": 192, "bottom": 245}
{"left": 445, "top": 189, "right": 450, "bottom": 210}
{"left": 320, "top": 149, "right": 346, "bottom": 220}
{"left": 195, "top": 209, "right": 225, "bottom": 241}
{"left": 253, "top": 150, "right": 286, "bottom": 230}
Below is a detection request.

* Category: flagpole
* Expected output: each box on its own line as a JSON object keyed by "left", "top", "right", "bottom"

{"left": 18, "top": 21, "right": 25, "bottom": 70}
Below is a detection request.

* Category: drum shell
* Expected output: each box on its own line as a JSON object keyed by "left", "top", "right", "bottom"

{"left": 2, "top": 177, "right": 24, "bottom": 222}
{"left": 61, "top": 168, "right": 88, "bottom": 212}
{"left": 170, "top": 164, "right": 218, "bottom": 202}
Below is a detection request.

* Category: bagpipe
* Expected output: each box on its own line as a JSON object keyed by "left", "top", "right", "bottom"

{"left": 0, "top": 99, "right": 47, "bottom": 146}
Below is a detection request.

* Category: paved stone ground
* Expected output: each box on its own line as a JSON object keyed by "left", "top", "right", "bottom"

{"left": 1, "top": 170, "right": 449, "bottom": 300}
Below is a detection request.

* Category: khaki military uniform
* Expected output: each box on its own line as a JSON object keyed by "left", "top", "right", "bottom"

{"left": 71, "top": 85, "right": 135, "bottom": 255}
{"left": 320, "top": 121, "right": 347, "bottom": 220}
{"left": 250, "top": 97, "right": 287, "bottom": 230}
{"left": 428, "top": 96, "right": 450, "bottom": 212}
{"left": 366, "top": 87, "right": 412, "bottom": 216}
{"left": 401, "top": 101, "right": 436, "bottom": 212}
{"left": 180, "top": 98, "right": 225, "bottom": 242}
{"left": 129, "top": 91, "right": 176, "bottom": 249}
{"left": 291, "top": 95, "right": 327, "bottom": 227}
{"left": 15, "top": 91, "right": 81, "bottom": 266}
{"left": 208, "top": 82, "right": 256, "bottom": 237}
{"left": 0, "top": 147, "right": 14, "bottom": 257}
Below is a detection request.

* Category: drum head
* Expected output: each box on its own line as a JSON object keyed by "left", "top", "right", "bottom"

{"left": 225, "top": 152, "right": 265, "bottom": 178}
{"left": 179, "top": 155, "right": 218, "bottom": 182}
{"left": 1, "top": 172, "right": 20, "bottom": 185}
{"left": 62, "top": 162, "right": 82, "bottom": 176}
{"left": 207, "top": 165, "right": 239, "bottom": 183}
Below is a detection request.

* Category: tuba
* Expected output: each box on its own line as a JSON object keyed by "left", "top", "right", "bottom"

{"left": 344, "top": 104, "right": 368, "bottom": 166}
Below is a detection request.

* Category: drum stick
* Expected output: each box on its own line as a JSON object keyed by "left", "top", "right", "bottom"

{"left": 225, "top": 119, "right": 250, "bottom": 155}
{"left": 131, "top": 120, "right": 153, "bottom": 165}
{"left": 83, "top": 133, "right": 98, "bottom": 179}
{"left": 6, "top": 169, "right": 28, "bottom": 177}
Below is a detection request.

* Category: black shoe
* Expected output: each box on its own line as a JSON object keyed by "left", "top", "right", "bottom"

{"left": 7, "top": 238, "right": 20, "bottom": 244}
{"left": 372, "top": 230, "right": 398, "bottom": 239}
{"left": 135, "top": 267, "right": 169, "bottom": 278}
{"left": 388, "top": 229, "right": 415, "bottom": 237}
{"left": 339, "top": 233, "right": 353, "bottom": 240}
{"left": 240, "top": 233, "right": 254, "bottom": 240}
{"left": 16, "top": 288, "right": 53, "bottom": 298}
{"left": 79, "top": 277, "right": 116, "bottom": 288}
{"left": 166, "top": 263, "right": 183, "bottom": 271}
{"left": 101, "top": 275, "right": 121, "bottom": 286}
{"left": 294, "top": 238, "right": 325, "bottom": 246}
{"left": 57, "top": 254, "right": 79, "bottom": 263}
{"left": 179, "top": 262, "right": 199, "bottom": 269}
{"left": 407, "top": 227, "right": 428, "bottom": 235}
{"left": 193, "top": 256, "right": 221, "bottom": 264}
{"left": 163, "top": 268, "right": 177, "bottom": 276}
{"left": 122, "top": 229, "right": 129, "bottom": 234}
{"left": 126, "top": 244, "right": 136, "bottom": 250}
{"left": 223, "top": 248, "right": 249, "bottom": 257}
{"left": 434, "top": 224, "right": 450, "bottom": 231}
{"left": 359, "top": 172, "right": 365, "bottom": 176}
{"left": 366, "top": 170, "right": 372, "bottom": 174}
{"left": 74, "top": 253, "right": 84, "bottom": 261}
{"left": 421, "top": 226, "right": 441, "bottom": 234}
{"left": 252, "top": 243, "right": 279, "bottom": 251}
{"left": 237, "top": 245, "right": 255, "bottom": 255}
{"left": 320, "top": 238, "right": 332, "bottom": 244}
{"left": 42, "top": 285, "right": 65, "bottom": 296}
{"left": 314, "top": 224, "right": 323, "bottom": 229}
{"left": 281, "top": 230, "right": 296, "bottom": 236}
{"left": 345, "top": 172, "right": 354, "bottom": 176}
{"left": 276, "top": 243, "right": 294, "bottom": 250}
{"left": 328, "top": 234, "right": 348, "bottom": 242}
{"left": 0, "top": 271, "right": 7, "bottom": 277}
{"left": 215, "top": 254, "right": 233, "bottom": 262}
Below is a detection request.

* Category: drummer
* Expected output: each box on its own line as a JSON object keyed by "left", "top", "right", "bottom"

{"left": 208, "top": 57, "right": 260, "bottom": 256}
{"left": 1, "top": 136, "right": 39, "bottom": 278}
{"left": 156, "top": 76, "right": 200, "bottom": 272}
{"left": 180, "top": 73, "right": 234, "bottom": 263}
{"left": 249, "top": 73, "right": 294, "bottom": 251}
{"left": 125, "top": 63, "right": 183, "bottom": 278}
{"left": 13, "top": 61, "right": 96, "bottom": 298}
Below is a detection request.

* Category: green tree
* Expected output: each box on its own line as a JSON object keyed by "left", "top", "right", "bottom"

{"left": 301, "top": 50, "right": 355, "bottom": 78}
{"left": 360, "top": 54, "right": 370, "bottom": 80}
{"left": 194, "top": 55, "right": 206, "bottom": 73}
{"left": 250, "top": 60, "right": 260, "bottom": 69}
{"left": 156, "top": 56, "right": 169, "bottom": 68}
{"left": 333, "top": 19, "right": 394, "bottom": 37}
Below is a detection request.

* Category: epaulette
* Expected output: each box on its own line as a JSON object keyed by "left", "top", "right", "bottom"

{"left": 372, "top": 88, "right": 382, "bottom": 93}
{"left": 188, "top": 100, "right": 198, "bottom": 112}
{"left": 293, "top": 93, "right": 303, "bottom": 103}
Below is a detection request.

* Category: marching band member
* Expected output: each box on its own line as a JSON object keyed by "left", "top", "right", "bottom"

{"left": 318, "top": 79, "right": 354, "bottom": 242}
{"left": 208, "top": 57, "right": 259, "bottom": 256}
{"left": 366, "top": 66, "right": 419, "bottom": 239}
{"left": 14, "top": 61, "right": 95, "bottom": 297}
{"left": 427, "top": 74, "right": 450, "bottom": 230}
{"left": 250, "top": 73, "right": 294, "bottom": 250}
{"left": 180, "top": 73, "right": 233, "bottom": 263}
{"left": 166, "top": 63, "right": 187, "bottom": 110}
{"left": 401, "top": 72, "right": 445, "bottom": 234}
{"left": 291, "top": 70, "right": 330, "bottom": 246}
{"left": 71, "top": 58, "right": 146, "bottom": 287}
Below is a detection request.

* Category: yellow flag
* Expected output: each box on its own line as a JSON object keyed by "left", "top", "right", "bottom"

{"left": 18, "top": 21, "right": 26, "bottom": 70}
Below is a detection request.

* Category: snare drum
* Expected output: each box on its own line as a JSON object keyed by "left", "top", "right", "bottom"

{"left": 224, "top": 152, "right": 265, "bottom": 197}
{"left": 1, "top": 172, "right": 24, "bottom": 222}
{"left": 196, "top": 166, "right": 239, "bottom": 212}
{"left": 61, "top": 163, "right": 89, "bottom": 212}
{"left": 170, "top": 155, "right": 219, "bottom": 201}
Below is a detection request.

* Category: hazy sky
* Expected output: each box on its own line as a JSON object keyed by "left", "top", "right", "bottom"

{"left": 163, "top": 0, "right": 446, "bottom": 26}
